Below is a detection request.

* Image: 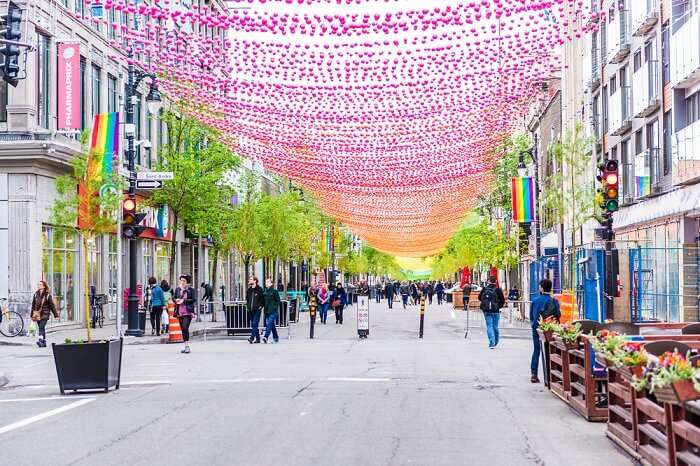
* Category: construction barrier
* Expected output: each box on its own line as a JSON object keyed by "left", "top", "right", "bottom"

{"left": 203, "top": 300, "right": 291, "bottom": 341}
{"left": 167, "top": 311, "right": 183, "bottom": 343}
{"left": 554, "top": 292, "right": 575, "bottom": 323}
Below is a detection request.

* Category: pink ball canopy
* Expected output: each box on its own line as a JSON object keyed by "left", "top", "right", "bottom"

{"left": 93, "top": 0, "right": 595, "bottom": 257}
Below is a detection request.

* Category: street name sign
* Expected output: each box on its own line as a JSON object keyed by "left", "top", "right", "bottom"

{"left": 137, "top": 171, "right": 174, "bottom": 181}
{"left": 136, "top": 180, "right": 163, "bottom": 189}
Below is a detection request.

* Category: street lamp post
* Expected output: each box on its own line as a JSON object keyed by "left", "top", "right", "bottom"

{"left": 123, "top": 54, "right": 162, "bottom": 337}
{"left": 518, "top": 141, "right": 541, "bottom": 260}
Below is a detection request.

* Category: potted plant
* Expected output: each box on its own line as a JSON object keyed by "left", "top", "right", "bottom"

{"left": 537, "top": 316, "right": 559, "bottom": 342}
{"left": 632, "top": 351, "right": 700, "bottom": 405}
{"left": 50, "top": 127, "right": 125, "bottom": 394}
{"left": 617, "top": 342, "right": 648, "bottom": 382}
{"left": 554, "top": 321, "right": 582, "bottom": 350}
{"left": 590, "top": 329, "right": 624, "bottom": 367}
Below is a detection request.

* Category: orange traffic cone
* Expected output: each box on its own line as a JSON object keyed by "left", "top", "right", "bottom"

{"left": 168, "top": 311, "right": 183, "bottom": 344}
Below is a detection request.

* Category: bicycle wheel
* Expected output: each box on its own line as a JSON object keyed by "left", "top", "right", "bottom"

{"left": 97, "top": 307, "right": 104, "bottom": 328}
{"left": 0, "top": 311, "right": 24, "bottom": 337}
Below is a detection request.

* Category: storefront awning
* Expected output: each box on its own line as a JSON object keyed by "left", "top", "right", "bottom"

{"left": 613, "top": 183, "right": 700, "bottom": 230}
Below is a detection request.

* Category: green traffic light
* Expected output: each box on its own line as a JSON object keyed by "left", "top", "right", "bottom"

{"left": 606, "top": 200, "right": 619, "bottom": 212}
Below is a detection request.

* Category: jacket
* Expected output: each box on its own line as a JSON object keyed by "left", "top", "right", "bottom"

{"left": 31, "top": 291, "right": 58, "bottom": 320}
{"left": 508, "top": 288, "right": 521, "bottom": 301}
{"left": 150, "top": 285, "right": 165, "bottom": 307}
{"left": 435, "top": 283, "right": 445, "bottom": 293}
{"left": 358, "top": 284, "right": 369, "bottom": 296}
{"left": 384, "top": 283, "right": 395, "bottom": 296}
{"left": 530, "top": 294, "right": 561, "bottom": 329}
{"left": 201, "top": 284, "right": 213, "bottom": 301}
{"left": 330, "top": 288, "right": 347, "bottom": 306}
{"left": 174, "top": 286, "right": 196, "bottom": 316}
{"left": 478, "top": 284, "right": 506, "bottom": 313}
{"left": 246, "top": 285, "right": 265, "bottom": 314}
{"left": 318, "top": 287, "right": 330, "bottom": 306}
{"left": 263, "top": 286, "right": 281, "bottom": 316}
{"left": 400, "top": 284, "right": 409, "bottom": 295}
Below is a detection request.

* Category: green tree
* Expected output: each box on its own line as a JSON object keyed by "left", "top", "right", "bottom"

{"left": 51, "top": 132, "right": 123, "bottom": 341}
{"left": 148, "top": 110, "right": 240, "bottom": 282}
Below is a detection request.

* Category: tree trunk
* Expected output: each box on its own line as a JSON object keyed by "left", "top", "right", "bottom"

{"left": 82, "top": 235, "right": 92, "bottom": 342}
{"left": 211, "top": 249, "right": 219, "bottom": 322}
{"left": 243, "top": 255, "right": 251, "bottom": 285}
{"left": 169, "top": 213, "right": 179, "bottom": 285}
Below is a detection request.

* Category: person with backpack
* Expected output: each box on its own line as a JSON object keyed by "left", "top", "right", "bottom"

{"left": 478, "top": 276, "right": 506, "bottom": 349}
{"left": 435, "top": 281, "right": 445, "bottom": 305}
{"left": 400, "top": 282, "right": 410, "bottom": 309}
{"left": 529, "top": 278, "right": 561, "bottom": 383}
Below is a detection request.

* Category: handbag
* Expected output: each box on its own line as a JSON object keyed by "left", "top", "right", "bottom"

{"left": 332, "top": 298, "right": 341, "bottom": 309}
{"left": 31, "top": 294, "right": 46, "bottom": 322}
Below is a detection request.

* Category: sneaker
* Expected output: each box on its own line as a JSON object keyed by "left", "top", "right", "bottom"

{"left": 530, "top": 375, "right": 540, "bottom": 383}
{"left": 263, "top": 337, "right": 268, "bottom": 344}
{"left": 181, "top": 346, "right": 191, "bottom": 354}
{"left": 248, "top": 338, "right": 254, "bottom": 344}
{"left": 273, "top": 339, "right": 279, "bottom": 344}
{"left": 488, "top": 346, "right": 495, "bottom": 349}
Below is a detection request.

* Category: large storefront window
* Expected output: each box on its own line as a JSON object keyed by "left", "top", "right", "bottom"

{"left": 108, "top": 235, "right": 120, "bottom": 303}
{"left": 155, "top": 241, "right": 172, "bottom": 283}
{"left": 42, "top": 227, "right": 78, "bottom": 321}
{"left": 142, "top": 240, "right": 153, "bottom": 285}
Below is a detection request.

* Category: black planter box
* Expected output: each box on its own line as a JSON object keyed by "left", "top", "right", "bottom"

{"left": 52, "top": 338, "right": 123, "bottom": 394}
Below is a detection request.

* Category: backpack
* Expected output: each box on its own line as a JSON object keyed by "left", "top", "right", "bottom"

{"left": 480, "top": 286, "right": 499, "bottom": 312}
{"left": 541, "top": 296, "right": 559, "bottom": 320}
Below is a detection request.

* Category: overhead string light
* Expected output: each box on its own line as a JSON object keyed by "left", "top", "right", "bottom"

{"left": 77, "top": 0, "right": 598, "bottom": 256}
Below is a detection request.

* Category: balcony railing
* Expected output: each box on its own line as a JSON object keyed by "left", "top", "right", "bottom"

{"left": 621, "top": 161, "right": 635, "bottom": 204}
{"left": 633, "top": 59, "right": 661, "bottom": 117}
{"left": 632, "top": 0, "right": 659, "bottom": 37}
{"left": 672, "top": 119, "right": 700, "bottom": 185}
{"left": 610, "top": 86, "right": 633, "bottom": 136}
{"left": 670, "top": 11, "right": 700, "bottom": 88}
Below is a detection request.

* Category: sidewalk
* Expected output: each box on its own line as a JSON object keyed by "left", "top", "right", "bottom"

{"left": 0, "top": 313, "right": 229, "bottom": 347}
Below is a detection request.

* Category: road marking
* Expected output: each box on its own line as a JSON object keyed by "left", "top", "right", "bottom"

{"left": 120, "top": 380, "right": 174, "bottom": 386}
{"left": 0, "top": 398, "right": 95, "bottom": 435}
{"left": 195, "top": 378, "right": 301, "bottom": 384}
{"left": 0, "top": 395, "right": 95, "bottom": 403}
{"left": 325, "top": 377, "right": 391, "bottom": 382}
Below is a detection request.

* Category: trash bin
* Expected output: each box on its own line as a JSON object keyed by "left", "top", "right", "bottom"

{"left": 139, "top": 310, "right": 147, "bottom": 332}
{"left": 289, "top": 298, "right": 298, "bottom": 323}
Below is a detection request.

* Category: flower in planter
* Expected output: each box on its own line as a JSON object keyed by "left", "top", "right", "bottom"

{"left": 590, "top": 329, "right": 625, "bottom": 364}
{"left": 538, "top": 316, "right": 560, "bottom": 332}
{"left": 554, "top": 321, "right": 582, "bottom": 345}
{"left": 621, "top": 342, "right": 648, "bottom": 367}
{"left": 631, "top": 350, "right": 700, "bottom": 395}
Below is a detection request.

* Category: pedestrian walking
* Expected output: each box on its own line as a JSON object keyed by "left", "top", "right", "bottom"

{"left": 308, "top": 287, "right": 318, "bottom": 339}
{"left": 148, "top": 277, "right": 165, "bottom": 336}
{"left": 462, "top": 282, "right": 473, "bottom": 311}
{"left": 410, "top": 282, "right": 419, "bottom": 306}
{"left": 478, "top": 276, "right": 506, "bottom": 349}
{"left": 201, "top": 282, "right": 214, "bottom": 314}
{"left": 318, "top": 282, "right": 330, "bottom": 324}
{"left": 174, "top": 275, "right": 196, "bottom": 353}
{"left": 529, "top": 278, "right": 561, "bottom": 383}
{"left": 435, "top": 281, "right": 445, "bottom": 305}
{"left": 30, "top": 280, "right": 58, "bottom": 348}
{"left": 263, "top": 277, "right": 280, "bottom": 343}
{"left": 384, "top": 281, "right": 395, "bottom": 309}
{"left": 331, "top": 282, "right": 347, "bottom": 324}
{"left": 508, "top": 285, "right": 521, "bottom": 302}
{"left": 400, "top": 282, "right": 409, "bottom": 309}
{"left": 161, "top": 280, "right": 172, "bottom": 334}
{"left": 426, "top": 282, "right": 434, "bottom": 305}
{"left": 246, "top": 276, "right": 264, "bottom": 344}
{"left": 375, "top": 282, "right": 382, "bottom": 303}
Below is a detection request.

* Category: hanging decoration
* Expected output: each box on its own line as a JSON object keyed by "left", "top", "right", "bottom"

{"left": 72, "top": 0, "right": 599, "bottom": 256}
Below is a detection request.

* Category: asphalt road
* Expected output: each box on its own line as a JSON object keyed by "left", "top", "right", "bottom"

{"left": 0, "top": 299, "right": 633, "bottom": 466}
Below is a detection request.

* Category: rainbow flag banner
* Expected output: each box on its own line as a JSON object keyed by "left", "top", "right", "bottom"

{"left": 88, "top": 112, "right": 120, "bottom": 184}
{"left": 511, "top": 176, "right": 536, "bottom": 223}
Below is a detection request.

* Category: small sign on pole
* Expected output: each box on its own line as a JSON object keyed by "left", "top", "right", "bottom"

{"left": 357, "top": 295, "right": 369, "bottom": 339}
{"left": 137, "top": 171, "right": 174, "bottom": 181}
{"left": 136, "top": 179, "right": 163, "bottom": 189}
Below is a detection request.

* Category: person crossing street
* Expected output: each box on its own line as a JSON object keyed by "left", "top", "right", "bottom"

{"left": 262, "top": 277, "right": 280, "bottom": 344}
{"left": 246, "top": 276, "right": 264, "bottom": 344}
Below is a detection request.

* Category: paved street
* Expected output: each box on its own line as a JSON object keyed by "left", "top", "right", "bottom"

{"left": 0, "top": 301, "right": 632, "bottom": 466}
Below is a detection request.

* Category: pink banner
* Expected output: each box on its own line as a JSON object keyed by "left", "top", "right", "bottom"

{"left": 57, "top": 42, "right": 80, "bottom": 131}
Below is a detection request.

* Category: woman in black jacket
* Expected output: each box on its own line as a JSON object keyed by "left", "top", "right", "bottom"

{"left": 31, "top": 280, "right": 58, "bottom": 347}
{"left": 173, "top": 275, "right": 196, "bottom": 353}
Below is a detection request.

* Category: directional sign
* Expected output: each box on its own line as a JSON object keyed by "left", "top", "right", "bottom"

{"left": 137, "top": 171, "right": 174, "bottom": 181}
{"left": 136, "top": 180, "right": 163, "bottom": 189}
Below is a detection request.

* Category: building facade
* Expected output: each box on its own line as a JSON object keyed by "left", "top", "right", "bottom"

{"left": 0, "top": 0, "right": 230, "bottom": 322}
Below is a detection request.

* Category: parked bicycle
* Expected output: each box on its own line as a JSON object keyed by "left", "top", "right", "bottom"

{"left": 91, "top": 294, "right": 105, "bottom": 329}
{"left": 0, "top": 297, "right": 24, "bottom": 337}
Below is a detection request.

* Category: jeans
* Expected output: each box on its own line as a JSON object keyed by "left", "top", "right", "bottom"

{"left": 376, "top": 292, "right": 381, "bottom": 303}
{"left": 335, "top": 305, "right": 344, "bottom": 324}
{"left": 428, "top": 294, "right": 433, "bottom": 305}
{"left": 249, "top": 309, "right": 261, "bottom": 341}
{"left": 483, "top": 312, "right": 500, "bottom": 347}
{"left": 319, "top": 303, "right": 329, "bottom": 323}
{"left": 437, "top": 292, "right": 443, "bottom": 305}
{"left": 387, "top": 296, "right": 393, "bottom": 309}
{"left": 150, "top": 306, "right": 163, "bottom": 335}
{"left": 401, "top": 295, "right": 408, "bottom": 308}
{"left": 264, "top": 314, "right": 279, "bottom": 341}
{"left": 531, "top": 329, "right": 541, "bottom": 376}
{"left": 38, "top": 318, "right": 48, "bottom": 339}
{"left": 178, "top": 315, "right": 192, "bottom": 342}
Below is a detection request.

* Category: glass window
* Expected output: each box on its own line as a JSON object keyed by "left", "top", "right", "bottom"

{"left": 142, "top": 240, "right": 153, "bottom": 286}
{"left": 663, "top": 111, "right": 672, "bottom": 175}
{"left": 108, "top": 235, "right": 119, "bottom": 303}
{"left": 37, "top": 33, "right": 50, "bottom": 129}
{"left": 108, "top": 74, "right": 118, "bottom": 113}
{"left": 42, "top": 227, "right": 78, "bottom": 322}
{"left": 91, "top": 64, "right": 101, "bottom": 117}
{"left": 155, "top": 242, "right": 171, "bottom": 282}
{"left": 635, "top": 129, "right": 643, "bottom": 154}
{"left": 80, "top": 57, "right": 87, "bottom": 130}
{"left": 633, "top": 50, "right": 642, "bottom": 72}
{"left": 134, "top": 92, "right": 142, "bottom": 165}
{"left": 662, "top": 25, "right": 670, "bottom": 86}
{"left": 686, "top": 91, "right": 700, "bottom": 125}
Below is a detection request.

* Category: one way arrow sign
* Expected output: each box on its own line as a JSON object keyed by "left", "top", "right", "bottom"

{"left": 136, "top": 180, "right": 163, "bottom": 189}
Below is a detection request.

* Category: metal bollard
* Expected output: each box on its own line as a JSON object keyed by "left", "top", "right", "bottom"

{"left": 309, "top": 300, "right": 317, "bottom": 339}
{"left": 419, "top": 295, "right": 425, "bottom": 338}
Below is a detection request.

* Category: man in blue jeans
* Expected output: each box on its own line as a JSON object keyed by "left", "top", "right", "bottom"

{"left": 478, "top": 276, "right": 506, "bottom": 349}
{"left": 529, "top": 278, "right": 560, "bottom": 383}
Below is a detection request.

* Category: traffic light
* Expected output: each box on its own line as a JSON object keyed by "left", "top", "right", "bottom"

{"left": 0, "top": 2, "right": 22, "bottom": 87}
{"left": 122, "top": 197, "right": 146, "bottom": 238}
{"left": 597, "top": 159, "right": 619, "bottom": 220}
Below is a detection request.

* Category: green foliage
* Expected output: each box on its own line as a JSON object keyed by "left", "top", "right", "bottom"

{"left": 478, "top": 133, "right": 531, "bottom": 217}
{"left": 51, "top": 131, "right": 123, "bottom": 237}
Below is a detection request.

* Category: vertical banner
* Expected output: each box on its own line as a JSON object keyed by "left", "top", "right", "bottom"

{"left": 57, "top": 42, "right": 81, "bottom": 131}
{"left": 357, "top": 294, "right": 369, "bottom": 338}
{"left": 511, "top": 177, "right": 536, "bottom": 223}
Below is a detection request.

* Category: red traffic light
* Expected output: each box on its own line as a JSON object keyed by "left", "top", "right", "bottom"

{"left": 605, "top": 173, "right": 618, "bottom": 185}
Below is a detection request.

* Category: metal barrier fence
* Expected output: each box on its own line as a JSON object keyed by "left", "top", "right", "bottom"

{"left": 464, "top": 301, "right": 532, "bottom": 339}
{"left": 202, "top": 300, "right": 292, "bottom": 341}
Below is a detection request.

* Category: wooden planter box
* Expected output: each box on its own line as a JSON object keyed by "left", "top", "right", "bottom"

{"left": 606, "top": 365, "right": 643, "bottom": 459}
{"left": 567, "top": 337, "right": 608, "bottom": 422}
{"left": 52, "top": 338, "right": 123, "bottom": 395}
{"left": 617, "top": 364, "right": 645, "bottom": 384}
{"left": 654, "top": 380, "right": 700, "bottom": 406}
{"left": 549, "top": 338, "right": 571, "bottom": 401}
